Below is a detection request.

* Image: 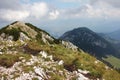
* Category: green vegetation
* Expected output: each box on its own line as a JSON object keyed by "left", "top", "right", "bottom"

{"left": 0, "top": 54, "right": 20, "bottom": 67}
{"left": 22, "top": 65, "right": 34, "bottom": 73}
{"left": 5, "top": 28, "right": 20, "bottom": 41}
{"left": 36, "top": 33, "right": 45, "bottom": 45}
{"left": 0, "top": 23, "right": 30, "bottom": 41}
{"left": 32, "top": 78, "right": 39, "bottom": 80}
{"left": 25, "top": 23, "right": 60, "bottom": 44}
{"left": 0, "top": 27, "right": 20, "bottom": 41}
{"left": 103, "top": 70, "right": 120, "bottom": 80}
{"left": 0, "top": 22, "right": 120, "bottom": 80}
{"left": 103, "top": 55, "right": 120, "bottom": 69}
{"left": 0, "top": 25, "right": 8, "bottom": 33}
{"left": 27, "top": 41, "right": 120, "bottom": 79}
{"left": 49, "top": 73, "right": 65, "bottom": 80}
{"left": 25, "top": 23, "right": 50, "bottom": 35}
{"left": 0, "top": 53, "right": 31, "bottom": 68}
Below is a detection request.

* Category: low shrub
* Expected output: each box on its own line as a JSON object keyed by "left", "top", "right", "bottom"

{"left": 0, "top": 54, "right": 20, "bottom": 68}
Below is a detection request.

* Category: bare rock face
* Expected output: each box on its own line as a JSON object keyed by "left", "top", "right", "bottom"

{"left": 62, "top": 40, "right": 78, "bottom": 51}
{"left": 41, "top": 32, "right": 54, "bottom": 44}
{"left": 1, "top": 33, "right": 6, "bottom": 38}
{"left": 0, "top": 21, "right": 56, "bottom": 45}
{"left": 7, "top": 21, "right": 37, "bottom": 38}
{"left": 0, "top": 49, "right": 90, "bottom": 80}
{"left": 19, "top": 32, "right": 30, "bottom": 41}
{"left": 7, "top": 36, "right": 14, "bottom": 41}
{"left": 0, "top": 33, "right": 5, "bottom": 40}
{"left": 0, "top": 33, "right": 13, "bottom": 41}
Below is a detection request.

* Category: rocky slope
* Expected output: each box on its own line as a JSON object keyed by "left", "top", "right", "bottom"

{"left": 0, "top": 22, "right": 120, "bottom": 80}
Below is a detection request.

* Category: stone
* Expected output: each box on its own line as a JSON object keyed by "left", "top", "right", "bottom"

{"left": 58, "top": 60, "right": 64, "bottom": 65}
{"left": 39, "top": 51, "right": 47, "bottom": 58}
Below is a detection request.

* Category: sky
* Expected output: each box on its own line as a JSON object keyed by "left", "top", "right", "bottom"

{"left": 0, "top": 0, "right": 120, "bottom": 37}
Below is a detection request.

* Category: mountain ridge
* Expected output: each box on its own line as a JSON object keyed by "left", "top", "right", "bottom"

{"left": 60, "top": 27, "right": 119, "bottom": 58}
{"left": 60, "top": 27, "right": 120, "bottom": 70}
{"left": 0, "top": 22, "right": 120, "bottom": 80}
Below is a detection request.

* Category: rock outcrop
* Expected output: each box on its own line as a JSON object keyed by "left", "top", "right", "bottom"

{"left": 0, "top": 21, "right": 120, "bottom": 80}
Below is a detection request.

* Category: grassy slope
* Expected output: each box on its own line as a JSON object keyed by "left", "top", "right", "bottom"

{"left": 1, "top": 40, "right": 120, "bottom": 79}
{"left": 27, "top": 41, "right": 120, "bottom": 80}
{"left": 103, "top": 55, "right": 120, "bottom": 69}
{"left": 0, "top": 22, "right": 120, "bottom": 79}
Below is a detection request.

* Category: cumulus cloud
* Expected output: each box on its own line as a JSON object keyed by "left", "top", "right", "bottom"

{"left": 30, "top": 2, "right": 48, "bottom": 18}
{"left": 49, "top": 10, "right": 60, "bottom": 20}
{"left": 0, "top": 0, "right": 120, "bottom": 35}
{"left": 1, "top": 0, "right": 119, "bottom": 22}
{"left": 87, "top": 1, "right": 120, "bottom": 18}
{"left": 59, "top": 0, "right": 120, "bottom": 19}
{"left": 0, "top": 9, "right": 29, "bottom": 21}
{"left": 0, "top": 1, "right": 50, "bottom": 21}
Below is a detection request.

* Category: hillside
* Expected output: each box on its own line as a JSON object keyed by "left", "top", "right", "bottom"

{"left": 60, "top": 27, "right": 119, "bottom": 58}
{"left": 98, "top": 33, "right": 120, "bottom": 69}
{"left": 0, "top": 22, "right": 120, "bottom": 80}
{"left": 98, "top": 32, "right": 120, "bottom": 53}
{"left": 60, "top": 27, "right": 120, "bottom": 69}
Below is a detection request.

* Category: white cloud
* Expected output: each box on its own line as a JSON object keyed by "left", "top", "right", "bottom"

{"left": 30, "top": 2, "right": 48, "bottom": 18}
{"left": 59, "top": 0, "right": 120, "bottom": 19}
{"left": 0, "top": 0, "right": 120, "bottom": 35}
{"left": 0, "top": 9, "right": 29, "bottom": 21}
{"left": 0, "top": 2, "right": 49, "bottom": 21}
{"left": 49, "top": 10, "right": 60, "bottom": 20}
{"left": 0, "top": 0, "right": 120, "bottom": 25}
{"left": 84, "top": 4, "right": 103, "bottom": 18}
{"left": 86, "top": 1, "right": 120, "bottom": 18}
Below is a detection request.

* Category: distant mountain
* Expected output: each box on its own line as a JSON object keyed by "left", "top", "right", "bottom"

{"left": 106, "top": 29, "right": 120, "bottom": 40}
{"left": 1, "top": 21, "right": 120, "bottom": 79}
{"left": 99, "top": 32, "right": 120, "bottom": 55}
{"left": 98, "top": 33, "right": 120, "bottom": 44}
{"left": 60, "top": 27, "right": 120, "bottom": 59}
